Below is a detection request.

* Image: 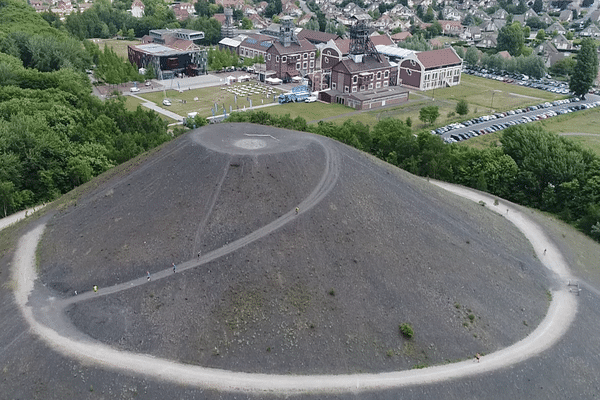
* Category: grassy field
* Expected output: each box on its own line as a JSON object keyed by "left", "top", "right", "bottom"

{"left": 138, "top": 83, "right": 286, "bottom": 118}
{"left": 91, "top": 38, "right": 140, "bottom": 59}
{"left": 538, "top": 107, "right": 600, "bottom": 134}
{"left": 263, "top": 102, "right": 354, "bottom": 122}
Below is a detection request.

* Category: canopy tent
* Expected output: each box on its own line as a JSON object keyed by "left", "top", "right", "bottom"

{"left": 265, "top": 77, "right": 282, "bottom": 85}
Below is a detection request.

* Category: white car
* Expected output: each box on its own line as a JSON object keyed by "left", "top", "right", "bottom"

{"left": 305, "top": 96, "right": 317, "bottom": 103}
{"left": 130, "top": 87, "right": 140, "bottom": 92}
{"left": 162, "top": 99, "right": 171, "bottom": 106}
{"left": 145, "top": 81, "right": 152, "bottom": 86}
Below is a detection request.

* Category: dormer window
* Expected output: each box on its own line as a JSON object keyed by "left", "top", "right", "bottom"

{"left": 282, "top": 56, "right": 287, "bottom": 62}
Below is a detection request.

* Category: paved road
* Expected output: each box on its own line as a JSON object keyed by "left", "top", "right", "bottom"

{"left": 8, "top": 133, "right": 583, "bottom": 394}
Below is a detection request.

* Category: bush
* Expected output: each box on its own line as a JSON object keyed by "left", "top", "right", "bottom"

{"left": 456, "top": 99, "right": 469, "bottom": 115}
{"left": 399, "top": 323, "right": 414, "bottom": 338}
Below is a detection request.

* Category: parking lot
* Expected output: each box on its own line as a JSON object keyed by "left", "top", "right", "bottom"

{"left": 434, "top": 96, "right": 600, "bottom": 144}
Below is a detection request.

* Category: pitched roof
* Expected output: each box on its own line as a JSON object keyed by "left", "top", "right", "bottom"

{"left": 297, "top": 29, "right": 339, "bottom": 43}
{"left": 369, "top": 34, "right": 394, "bottom": 46}
{"left": 269, "top": 38, "right": 316, "bottom": 55}
{"left": 416, "top": 48, "right": 462, "bottom": 68}
{"left": 337, "top": 55, "right": 391, "bottom": 73}
{"left": 334, "top": 38, "right": 351, "bottom": 55}
{"left": 391, "top": 31, "right": 412, "bottom": 41}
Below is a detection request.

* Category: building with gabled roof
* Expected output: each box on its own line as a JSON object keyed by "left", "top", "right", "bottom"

{"left": 131, "top": 0, "right": 145, "bottom": 18}
{"left": 398, "top": 47, "right": 462, "bottom": 90}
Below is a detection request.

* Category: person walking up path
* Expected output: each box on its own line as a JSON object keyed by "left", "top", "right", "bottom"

{"left": 147, "top": 271, "right": 151, "bottom": 281}
{"left": 172, "top": 263, "right": 176, "bottom": 273}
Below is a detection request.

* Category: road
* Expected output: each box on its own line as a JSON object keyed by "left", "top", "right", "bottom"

{"left": 8, "top": 132, "right": 584, "bottom": 394}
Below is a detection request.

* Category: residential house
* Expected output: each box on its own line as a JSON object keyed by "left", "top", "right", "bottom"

{"left": 442, "top": 6, "right": 462, "bottom": 21}
{"left": 391, "top": 31, "right": 413, "bottom": 42}
{"left": 398, "top": 47, "right": 462, "bottom": 90}
{"left": 172, "top": 3, "right": 194, "bottom": 21}
{"left": 438, "top": 20, "right": 464, "bottom": 35}
{"left": 389, "top": 4, "right": 414, "bottom": 18}
{"left": 552, "top": 33, "right": 572, "bottom": 50}
{"left": 131, "top": 0, "right": 145, "bottom": 18}
{"left": 477, "top": 33, "right": 498, "bottom": 48}
{"left": 538, "top": 13, "right": 554, "bottom": 25}
{"left": 580, "top": 24, "right": 600, "bottom": 37}
{"left": 297, "top": 13, "right": 314, "bottom": 26}
{"left": 490, "top": 8, "right": 508, "bottom": 19}
{"left": 558, "top": 9, "right": 573, "bottom": 22}
{"left": 461, "top": 25, "right": 482, "bottom": 41}
{"left": 547, "top": 21, "right": 566, "bottom": 35}
{"left": 537, "top": 41, "right": 564, "bottom": 67}
{"left": 238, "top": 35, "right": 274, "bottom": 61}
{"left": 249, "top": 14, "right": 268, "bottom": 29}
{"left": 373, "top": 13, "right": 395, "bottom": 30}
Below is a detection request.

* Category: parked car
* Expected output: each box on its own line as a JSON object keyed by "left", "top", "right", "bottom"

{"left": 162, "top": 99, "right": 171, "bottom": 106}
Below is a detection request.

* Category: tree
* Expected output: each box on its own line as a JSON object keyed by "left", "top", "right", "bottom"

{"left": 241, "top": 17, "right": 253, "bottom": 29}
{"left": 456, "top": 99, "right": 469, "bottom": 115}
{"left": 454, "top": 46, "right": 465, "bottom": 59}
{"left": 536, "top": 29, "right": 546, "bottom": 41}
{"left": 549, "top": 56, "right": 576, "bottom": 77}
{"left": 532, "top": 0, "right": 543, "bottom": 13}
{"left": 264, "top": 0, "right": 282, "bottom": 18}
{"left": 570, "top": 38, "right": 598, "bottom": 98}
{"left": 419, "top": 106, "right": 439, "bottom": 125}
{"left": 497, "top": 22, "right": 525, "bottom": 56}
{"left": 465, "top": 46, "right": 479, "bottom": 65}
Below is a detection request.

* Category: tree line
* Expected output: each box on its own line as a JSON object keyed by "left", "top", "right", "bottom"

{"left": 0, "top": 0, "right": 170, "bottom": 216}
{"left": 225, "top": 110, "right": 600, "bottom": 241}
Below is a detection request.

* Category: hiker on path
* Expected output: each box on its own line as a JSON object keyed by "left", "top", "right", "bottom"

{"left": 475, "top": 353, "right": 481, "bottom": 363}
{"left": 147, "top": 271, "right": 151, "bottom": 281}
{"left": 93, "top": 285, "right": 98, "bottom": 293}
{"left": 295, "top": 207, "right": 299, "bottom": 215}
{"left": 172, "top": 263, "right": 176, "bottom": 273}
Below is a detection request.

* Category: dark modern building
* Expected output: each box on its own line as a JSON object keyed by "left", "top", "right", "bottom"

{"left": 128, "top": 29, "right": 207, "bottom": 79}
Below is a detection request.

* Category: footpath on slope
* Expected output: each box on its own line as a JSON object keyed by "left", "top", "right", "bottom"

{"left": 9, "top": 172, "right": 580, "bottom": 394}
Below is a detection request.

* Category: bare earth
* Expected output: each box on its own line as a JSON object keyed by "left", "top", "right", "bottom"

{"left": 7, "top": 125, "right": 585, "bottom": 395}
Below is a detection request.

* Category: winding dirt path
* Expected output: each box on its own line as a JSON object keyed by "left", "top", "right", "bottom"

{"left": 9, "top": 147, "right": 579, "bottom": 394}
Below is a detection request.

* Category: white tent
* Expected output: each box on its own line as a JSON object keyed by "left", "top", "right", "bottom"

{"left": 265, "top": 77, "right": 282, "bottom": 85}
{"left": 226, "top": 75, "right": 236, "bottom": 85}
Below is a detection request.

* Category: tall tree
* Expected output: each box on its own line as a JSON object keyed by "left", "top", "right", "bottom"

{"left": 419, "top": 106, "right": 439, "bottom": 125}
{"left": 465, "top": 46, "right": 479, "bottom": 65}
{"left": 497, "top": 22, "right": 525, "bottom": 56}
{"left": 532, "top": 0, "right": 543, "bottom": 13}
{"left": 570, "top": 38, "right": 599, "bottom": 98}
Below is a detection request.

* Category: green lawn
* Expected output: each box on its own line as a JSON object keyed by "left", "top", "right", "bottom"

{"left": 91, "top": 38, "right": 140, "bottom": 60}
{"left": 265, "top": 102, "right": 354, "bottom": 122}
{"left": 138, "top": 83, "right": 285, "bottom": 118}
{"left": 538, "top": 107, "right": 600, "bottom": 134}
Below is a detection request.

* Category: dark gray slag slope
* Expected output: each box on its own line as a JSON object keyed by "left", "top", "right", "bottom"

{"left": 40, "top": 123, "right": 551, "bottom": 374}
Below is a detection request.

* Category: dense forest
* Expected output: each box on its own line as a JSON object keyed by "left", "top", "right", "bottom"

{"left": 226, "top": 111, "right": 600, "bottom": 241}
{"left": 0, "top": 0, "right": 170, "bottom": 217}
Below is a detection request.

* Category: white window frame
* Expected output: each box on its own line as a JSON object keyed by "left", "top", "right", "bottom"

{"left": 276, "top": 55, "right": 279, "bottom": 62}
{"left": 384, "top": 81, "right": 388, "bottom": 87}
{"left": 309, "top": 60, "right": 314, "bottom": 68}
{"left": 385, "top": 70, "right": 389, "bottom": 78}
{"left": 303, "top": 61, "right": 307, "bottom": 69}
{"left": 353, "top": 75, "right": 358, "bottom": 84}
{"left": 267, "top": 54, "right": 271, "bottom": 60}
{"left": 368, "top": 83, "right": 373, "bottom": 89}
{"left": 332, "top": 82, "right": 337, "bottom": 90}
{"left": 377, "top": 71, "right": 382, "bottom": 79}
{"left": 352, "top": 86, "right": 357, "bottom": 92}
{"left": 303, "top": 53, "right": 308, "bottom": 59}
{"left": 324, "top": 56, "right": 329, "bottom": 63}
{"left": 296, "top": 62, "right": 301, "bottom": 70}
{"left": 376, "top": 82, "right": 381, "bottom": 88}
{"left": 344, "top": 85, "right": 349, "bottom": 93}
{"left": 310, "top": 52, "right": 315, "bottom": 59}
{"left": 282, "top": 56, "right": 287, "bottom": 62}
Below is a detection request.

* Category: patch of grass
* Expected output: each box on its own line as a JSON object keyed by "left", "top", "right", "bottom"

{"left": 546, "top": 290, "right": 553, "bottom": 302}
{"left": 264, "top": 102, "right": 353, "bottom": 123}
{"left": 386, "top": 349, "right": 394, "bottom": 357}
{"left": 468, "top": 313, "right": 476, "bottom": 322}
{"left": 328, "top": 288, "right": 335, "bottom": 296}
{"left": 91, "top": 38, "right": 140, "bottom": 60}
{"left": 411, "top": 363, "right": 428, "bottom": 369}
{"left": 399, "top": 323, "right": 414, "bottom": 339}
{"left": 284, "top": 283, "right": 311, "bottom": 314}
{"left": 478, "top": 200, "right": 486, "bottom": 207}
{"left": 454, "top": 302, "right": 461, "bottom": 309}
{"left": 539, "top": 105, "right": 600, "bottom": 135}
{"left": 560, "top": 134, "right": 600, "bottom": 157}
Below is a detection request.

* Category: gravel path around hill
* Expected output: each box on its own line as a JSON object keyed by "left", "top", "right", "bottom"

{"left": 0, "top": 204, "right": 45, "bottom": 231}
{"left": 8, "top": 168, "right": 581, "bottom": 394}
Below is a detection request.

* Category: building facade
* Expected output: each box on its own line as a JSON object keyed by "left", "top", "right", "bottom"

{"left": 398, "top": 47, "right": 462, "bottom": 90}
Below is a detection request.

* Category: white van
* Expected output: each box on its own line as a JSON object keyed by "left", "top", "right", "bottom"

{"left": 305, "top": 96, "right": 317, "bottom": 103}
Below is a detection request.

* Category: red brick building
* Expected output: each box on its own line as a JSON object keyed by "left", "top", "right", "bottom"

{"left": 399, "top": 47, "right": 462, "bottom": 90}
{"left": 264, "top": 17, "right": 317, "bottom": 83}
